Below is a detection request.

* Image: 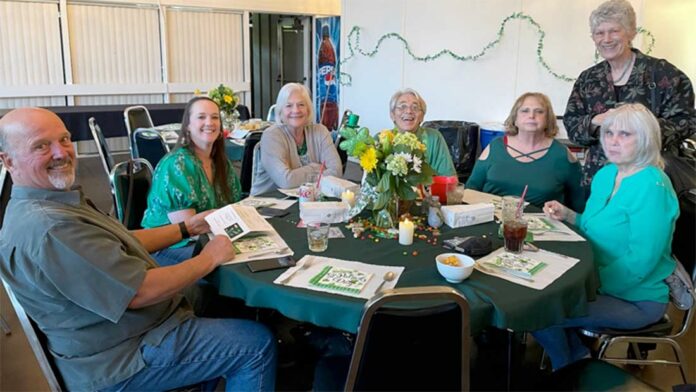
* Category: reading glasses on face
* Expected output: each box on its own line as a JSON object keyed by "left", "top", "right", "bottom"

{"left": 395, "top": 104, "right": 422, "bottom": 113}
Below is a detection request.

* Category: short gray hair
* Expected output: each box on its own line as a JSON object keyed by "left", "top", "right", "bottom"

{"left": 600, "top": 103, "right": 664, "bottom": 169}
{"left": 589, "top": 0, "right": 637, "bottom": 36}
{"left": 389, "top": 88, "right": 428, "bottom": 115}
{"left": 273, "top": 83, "right": 315, "bottom": 126}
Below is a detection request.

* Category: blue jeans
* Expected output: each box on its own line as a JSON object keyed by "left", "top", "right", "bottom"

{"left": 102, "top": 318, "right": 277, "bottom": 391}
{"left": 152, "top": 244, "right": 196, "bottom": 267}
{"left": 532, "top": 294, "right": 666, "bottom": 370}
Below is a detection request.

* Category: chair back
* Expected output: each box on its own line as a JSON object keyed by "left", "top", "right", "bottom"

{"left": 1, "top": 279, "right": 66, "bottom": 391}
{"left": 132, "top": 128, "right": 170, "bottom": 168}
{"left": 88, "top": 117, "right": 115, "bottom": 177}
{"left": 240, "top": 131, "right": 263, "bottom": 195}
{"left": 124, "top": 106, "right": 155, "bottom": 156}
{"left": 109, "top": 158, "right": 153, "bottom": 230}
{"left": 266, "top": 104, "right": 277, "bottom": 122}
{"left": 236, "top": 104, "right": 251, "bottom": 121}
{"left": 345, "top": 286, "right": 470, "bottom": 391}
{"left": 251, "top": 141, "right": 262, "bottom": 190}
{"left": 0, "top": 165, "right": 13, "bottom": 229}
{"left": 422, "top": 120, "right": 479, "bottom": 183}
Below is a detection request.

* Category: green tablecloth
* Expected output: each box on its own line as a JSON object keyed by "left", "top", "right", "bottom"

{"left": 224, "top": 139, "right": 244, "bottom": 161}
{"left": 209, "top": 206, "right": 599, "bottom": 335}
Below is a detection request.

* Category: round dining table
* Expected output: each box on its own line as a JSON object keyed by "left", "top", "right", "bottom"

{"left": 208, "top": 204, "right": 599, "bottom": 335}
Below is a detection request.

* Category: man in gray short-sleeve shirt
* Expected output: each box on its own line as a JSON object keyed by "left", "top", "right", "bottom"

{"left": 0, "top": 108, "right": 276, "bottom": 391}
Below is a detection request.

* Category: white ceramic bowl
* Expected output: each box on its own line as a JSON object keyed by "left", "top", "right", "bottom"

{"left": 436, "top": 253, "right": 475, "bottom": 283}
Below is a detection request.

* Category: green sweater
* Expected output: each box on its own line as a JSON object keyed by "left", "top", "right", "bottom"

{"left": 465, "top": 138, "right": 585, "bottom": 211}
{"left": 578, "top": 164, "right": 678, "bottom": 303}
{"left": 397, "top": 127, "right": 456, "bottom": 177}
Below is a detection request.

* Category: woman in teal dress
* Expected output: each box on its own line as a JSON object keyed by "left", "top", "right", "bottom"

{"left": 142, "top": 96, "right": 242, "bottom": 265}
{"left": 533, "top": 103, "right": 679, "bottom": 370}
{"left": 466, "top": 92, "right": 585, "bottom": 212}
{"left": 388, "top": 88, "right": 456, "bottom": 177}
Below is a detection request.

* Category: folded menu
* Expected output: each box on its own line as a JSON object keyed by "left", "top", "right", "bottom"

{"left": 484, "top": 252, "right": 547, "bottom": 278}
{"left": 309, "top": 265, "right": 373, "bottom": 294}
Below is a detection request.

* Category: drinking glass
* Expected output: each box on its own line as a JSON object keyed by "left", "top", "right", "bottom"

{"left": 307, "top": 222, "right": 330, "bottom": 252}
{"left": 503, "top": 218, "right": 527, "bottom": 253}
{"left": 501, "top": 196, "right": 521, "bottom": 222}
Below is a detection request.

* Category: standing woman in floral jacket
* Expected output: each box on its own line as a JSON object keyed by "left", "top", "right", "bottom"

{"left": 564, "top": 0, "right": 696, "bottom": 189}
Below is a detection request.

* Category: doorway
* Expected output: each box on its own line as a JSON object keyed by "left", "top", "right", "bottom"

{"left": 250, "top": 14, "right": 311, "bottom": 120}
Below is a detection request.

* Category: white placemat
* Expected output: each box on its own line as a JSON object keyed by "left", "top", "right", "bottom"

{"left": 526, "top": 213, "right": 586, "bottom": 242}
{"left": 274, "top": 255, "right": 404, "bottom": 299}
{"left": 475, "top": 247, "right": 580, "bottom": 290}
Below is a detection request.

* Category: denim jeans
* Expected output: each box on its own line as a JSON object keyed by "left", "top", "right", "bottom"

{"left": 531, "top": 294, "right": 666, "bottom": 370}
{"left": 102, "top": 318, "right": 277, "bottom": 391}
{"left": 152, "top": 244, "right": 196, "bottom": 267}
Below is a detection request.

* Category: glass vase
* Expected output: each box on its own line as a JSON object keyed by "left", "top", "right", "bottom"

{"left": 373, "top": 194, "right": 399, "bottom": 230}
{"left": 221, "top": 109, "right": 240, "bottom": 131}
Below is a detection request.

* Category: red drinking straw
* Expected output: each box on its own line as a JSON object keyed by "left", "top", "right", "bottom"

{"left": 516, "top": 185, "right": 528, "bottom": 219}
{"left": 316, "top": 162, "right": 326, "bottom": 189}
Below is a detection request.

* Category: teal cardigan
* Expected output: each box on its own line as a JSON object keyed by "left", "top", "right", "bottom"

{"left": 578, "top": 164, "right": 678, "bottom": 303}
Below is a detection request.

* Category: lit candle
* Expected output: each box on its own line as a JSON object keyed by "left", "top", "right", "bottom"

{"left": 399, "top": 218, "right": 414, "bottom": 245}
{"left": 341, "top": 190, "right": 356, "bottom": 207}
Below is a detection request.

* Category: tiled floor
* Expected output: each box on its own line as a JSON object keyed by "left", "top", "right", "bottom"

{"left": 1, "top": 155, "right": 694, "bottom": 391}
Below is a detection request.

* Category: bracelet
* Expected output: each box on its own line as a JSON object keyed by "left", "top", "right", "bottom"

{"left": 178, "top": 221, "right": 190, "bottom": 239}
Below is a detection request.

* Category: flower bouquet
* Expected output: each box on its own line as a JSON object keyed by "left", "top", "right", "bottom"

{"left": 205, "top": 84, "right": 238, "bottom": 130}
{"left": 340, "top": 127, "right": 434, "bottom": 228}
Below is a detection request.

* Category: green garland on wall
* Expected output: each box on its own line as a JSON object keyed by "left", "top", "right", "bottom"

{"left": 339, "top": 12, "right": 655, "bottom": 86}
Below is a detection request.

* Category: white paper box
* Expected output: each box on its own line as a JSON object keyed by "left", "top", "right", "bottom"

{"left": 442, "top": 203, "right": 495, "bottom": 228}
{"left": 300, "top": 201, "right": 350, "bottom": 224}
{"left": 319, "top": 176, "right": 360, "bottom": 198}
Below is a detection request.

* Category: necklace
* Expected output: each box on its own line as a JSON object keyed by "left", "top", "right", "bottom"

{"left": 612, "top": 53, "right": 635, "bottom": 84}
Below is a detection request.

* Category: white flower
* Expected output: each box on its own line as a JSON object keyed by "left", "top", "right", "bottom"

{"left": 412, "top": 155, "right": 422, "bottom": 173}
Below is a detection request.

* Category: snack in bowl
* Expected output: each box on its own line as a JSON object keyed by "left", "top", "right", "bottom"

{"left": 435, "top": 253, "right": 475, "bottom": 283}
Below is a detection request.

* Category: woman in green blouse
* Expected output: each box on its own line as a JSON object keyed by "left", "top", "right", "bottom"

{"left": 533, "top": 103, "right": 679, "bottom": 370}
{"left": 142, "top": 96, "right": 242, "bottom": 266}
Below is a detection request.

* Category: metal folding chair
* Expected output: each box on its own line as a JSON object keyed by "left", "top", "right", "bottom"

{"left": 88, "top": 117, "right": 115, "bottom": 177}
{"left": 132, "top": 128, "right": 170, "bottom": 169}
{"left": 124, "top": 106, "right": 155, "bottom": 158}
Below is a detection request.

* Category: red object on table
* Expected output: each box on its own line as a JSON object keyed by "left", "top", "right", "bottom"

{"left": 431, "top": 175, "right": 458, "bottom": 204}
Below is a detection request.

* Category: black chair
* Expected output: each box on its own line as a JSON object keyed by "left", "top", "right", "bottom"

{"left": 240, "top": 131, "right": 263, "bottom": 195}
{"left": 124, "top": 106, "right": 155, "bottom": 157}
{"left": 1, "top": 165, "right": 14, "bottom": 335}
{"left": 344, "top": 286, "right": 470, "bottom": 391}
{"left": 422, "top": 120, "right": 479, "bottom": 183}
{"left": 132, "top": 128, "right": 170, "bottom": 169}
{"left": 1, "top": 279, "right": 67, "bottom": 391}
{"left": 236, "top": 104, "right": 251, "bottom": 121}
{"left": 88, "top": 117, "right": 115, "bottom": 177}
{"left": 109, "top": 158, "right": 153, "bottom": 230}
{"left": 578, "top": 257, "right": 695, "bottom": 384}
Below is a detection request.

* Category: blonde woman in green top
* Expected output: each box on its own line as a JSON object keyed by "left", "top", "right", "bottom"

{"left": 143, "top": 97, "right": 242, "bottom": 266}
{"left": 532, "top": 103, "right": 679, "bottom": 370}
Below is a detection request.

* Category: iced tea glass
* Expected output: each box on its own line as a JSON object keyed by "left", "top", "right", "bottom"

{"left": 503, "top": 218, "right": 527, "bottom": 253}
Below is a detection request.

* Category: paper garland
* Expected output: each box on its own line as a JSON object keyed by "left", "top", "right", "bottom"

{"left": 339, "top": 12, "right": 655, "bottom": 86}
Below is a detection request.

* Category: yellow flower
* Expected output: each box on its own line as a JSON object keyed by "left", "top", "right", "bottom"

{"left": 378, "top": 130, "right": 394, "bottom": 144}
{"left": 194, "top": 89, "right": 201, "bottom": 95}
{"left": 359, "top": 147, "right": 378, "bottom": 173}
{"left": 224, "top": 95, "right": 233, "bottom": 104}
{"left": 417, "top": 141, "right": 426, "bottom": 151}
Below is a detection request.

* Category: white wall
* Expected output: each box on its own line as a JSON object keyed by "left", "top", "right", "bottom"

{"left": 340, "top": 0, "right": 694, "bottom": 133}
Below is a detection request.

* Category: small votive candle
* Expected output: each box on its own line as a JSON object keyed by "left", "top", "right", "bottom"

{"left": 399, "top": 218, "right": 414, "bottom": 245}
{"left": 341, "top": 190, "right": 356, "bottom": 207}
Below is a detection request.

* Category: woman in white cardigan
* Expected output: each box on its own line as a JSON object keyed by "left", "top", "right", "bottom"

{"left": 251, "top": 83, "right": 342, "bottom": 195}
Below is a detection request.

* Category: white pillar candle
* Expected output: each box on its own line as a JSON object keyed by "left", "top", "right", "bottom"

{"left": 341, "top": 190, "right": 355, "bottom": 207}
{"left": 399, "top": 218, "right": 414, "bottom": 245}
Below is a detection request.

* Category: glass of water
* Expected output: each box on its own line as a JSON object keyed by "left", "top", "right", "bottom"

{"left": 306, "top": 222, "right": 330, "bottom": 252}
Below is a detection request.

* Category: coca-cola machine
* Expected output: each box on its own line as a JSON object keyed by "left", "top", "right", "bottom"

{"left": 315, "top": 17, "right": 340, "bottom": 132}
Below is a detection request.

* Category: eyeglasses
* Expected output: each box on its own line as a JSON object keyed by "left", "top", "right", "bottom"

{"left": 394, "top": 104, "right": 422, "bottom": 113}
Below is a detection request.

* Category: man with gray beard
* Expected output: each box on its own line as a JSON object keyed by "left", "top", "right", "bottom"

{"left": 0, "top": 108, "right": 276, "bottom": 391}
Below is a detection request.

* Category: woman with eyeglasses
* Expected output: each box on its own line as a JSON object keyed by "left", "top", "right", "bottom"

{"left": 251, "top": 83, "right": 342, "bottom": 195}
{"left": 389, "top": 88, "right": 456, "bottom": 176}
{"left": 466, "top": 92, "right": 585, "bottom": 211}
{"left": 564, "top": 0, "right": 695, "bottom": 190}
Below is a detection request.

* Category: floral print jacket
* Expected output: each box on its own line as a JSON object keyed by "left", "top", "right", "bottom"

{"left": 564, "top": 49, "right": 696, "bottom": 187}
